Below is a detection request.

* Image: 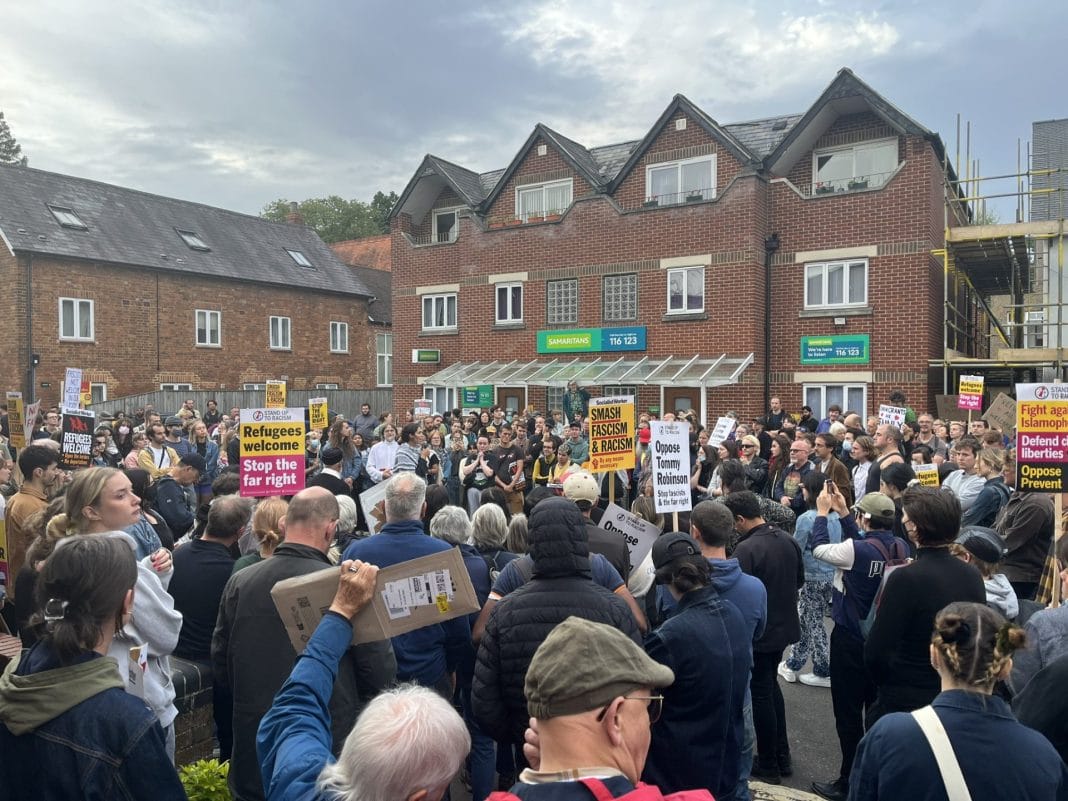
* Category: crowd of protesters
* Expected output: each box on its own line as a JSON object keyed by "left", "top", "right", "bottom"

{"left": 0, "top": 388, "right": 1066, "bottom": 801}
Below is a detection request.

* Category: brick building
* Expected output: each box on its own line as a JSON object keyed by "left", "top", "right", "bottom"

{"left": 388, "top": 68, "right": 966, "bottom": 422}
{"left": 330, "top": 234, "right": 394, "bottom": 390}
{"left": 0, "top": 165, "right": 375, "bottom": 406}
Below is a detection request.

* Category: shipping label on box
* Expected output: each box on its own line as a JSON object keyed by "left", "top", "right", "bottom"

{"left": 271, "top": 547, "right": 479, "bottom": 652}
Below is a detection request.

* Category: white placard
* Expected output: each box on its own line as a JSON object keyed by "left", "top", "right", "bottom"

{"left": 878, "top": 404, "right": 907, "bottom": 429}
{"left": 598, "top": 502, "right": 662, "bottom": 577}
{"left": 708, "top": 416, "right": 736, "bottom": 447}
{"left": 649, "top": 420, "right": 692, "bottom": 514}
{"left": 63, "top": 368, "right": 82, "bottom": 410}
{"left": 358, "top": 479, "right": 390, "bottom": 536}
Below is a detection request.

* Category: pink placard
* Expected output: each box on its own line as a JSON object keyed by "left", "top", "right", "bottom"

{"left": 240, "top": 455, "right": 306, "bottom": 497}
{"left": 957, "top": 393, "right": 982, "bottom": 411}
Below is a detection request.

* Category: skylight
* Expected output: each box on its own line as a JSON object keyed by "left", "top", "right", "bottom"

{"left": 176, "top": 229, "right": 210, "bottom": 251}
{"left": 48, "top": 205, "right": 87, "bottom": 230}
{"left": 286, "top": 248, "right": 313, "bottom": 268}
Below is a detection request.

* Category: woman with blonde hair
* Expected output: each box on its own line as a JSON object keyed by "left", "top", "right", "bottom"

{"left": 188, "top": 419, "right": 220, "bottom": 504}
{"left": 233, "top": 496, "right": 288, "bottom": 573}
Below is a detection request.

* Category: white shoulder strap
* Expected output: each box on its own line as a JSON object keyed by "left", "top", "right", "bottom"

{"left": 910, "top": 706, "right": 972, "bottom": 801}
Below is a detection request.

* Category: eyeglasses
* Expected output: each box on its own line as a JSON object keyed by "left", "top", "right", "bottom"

{"left": 741, "top": 444, "right": 756, "bottom": 449}
{"left": 596, "top": 694, "right": 664, "bottom": 724}
{"left": 789, "top": 448, "right": 806, "bottom": 453}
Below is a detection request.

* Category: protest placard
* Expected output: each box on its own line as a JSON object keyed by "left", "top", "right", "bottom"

{"left": 0, "top": 517, "right": 8, "bottom": 597}
{"left": 598, "top": 502, "right": 661, "bottom": 578}
{"left": 413, "top": 399, "right": 433, "bottom": 420}
{"left": 878, "top": 404, "right": 907, "bottom": 429}
{"left": 708, "top": 416, "right": 736, "bottom": 447}
{"left": 308, "top": 397, "right": 328, "bottom": 431}
{"left": 1015, "top": 383, "right": 1068, "bottom": 493}
{"left": 358, "top": 479, "right": 390, "bottom": 536}
{"left": 588, "top": 396, "right": 635, "bottom": 473}
{"left": 649, "top": 420, "right": 692, "bottom": 514}
{"left": 63, "top": 368, "right": 82, "bottom": 410}
{"left": 914, "top": 463, "right": 940, "bottom": 487}
{"left": 957, "top": 375, "right": 984, "bottom": 411}
{"left": 60, "top": 407, "right": 95, "bottom": 469}
{"left": 6, "top": 392, "right": 25, "bottom": 449}
{"left": 239, "top": 408, "right": 305, "bottom": 497}
{"left": 265, "top": 380, "right": 287, "bottom": 409}
{"left": 271, "top": 548, "right": 479, "bottom": 650}
{"left": 983, "top": 392, "right": 1017, "bottom": 432}
{"left": 22, "top": 401, "right": 39, "bottom": 446}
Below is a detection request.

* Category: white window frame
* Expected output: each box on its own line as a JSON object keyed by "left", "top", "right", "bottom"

{"left": 603, "top": 273, "right": 638, "bottom": 321}
{"left": 424, "top": 386, "right": 456, "bottom": 415}
{"left": 330, "top": 321, "right": 349, "bottom": 353}
{"left": 495, "top": 283, "right": 523, "bottom": 324}
{"left": 645, "top": 155, "right": 716, "bottom": 205}
{"left": 803, "top": 383, "right": 867, "bottom": 420}
{"left": 376, "top": 332, "right": 393, "bottom": 387}
{"left": 422, "top": 293, "right": 457, "bottom": 331}
{"left": 160, "top": 383, "right": 194, "bottom": 391}
{"left": 804, "top": 259, "right": 868, "bottom": 309}
{"left": 431, "top": 207, "right": 462, "bottom": 243}
{"left": 1023, "top": 310, "right": 1046, "bottom": 348}
{"left": 315, "top": 383, "right": 340, "bottom": 390}
{"left": 89, "top": 383, "right": 107, "bottom": 404}
{"left": 547, "top": 279, "right": 578, "bottom": 324}
{"left": 243, "top": 383, "right": 266, "bottom": 391}
{"left": 269, "top": 316, "right": 292, "bottom": 350}
{"left": 195, "top": 309, "right": 221, "bottom": 347}
{"left": 515, "top": 178, "right": 573, "bottom": 222}
{"left": 666, "top": 266, "right": 705, "bottom": 315}
{"left": 59, "top": 297, "right": 95, "bottom": 341}
{"left": 603, "top": 385, "right": 637, "bottom": 399}
{"left": 812, "top": 137, "right": 898, "bottom": 193}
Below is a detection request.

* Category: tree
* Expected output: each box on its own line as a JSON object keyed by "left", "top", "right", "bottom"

{"left": 262, "top": 190, "right": 398, "bottom": 243}
{"left": 0, "top": 111, "right": 24, "bottom": 165}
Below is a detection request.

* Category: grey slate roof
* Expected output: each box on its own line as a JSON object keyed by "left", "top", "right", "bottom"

{"left": 723, "top": 114, "right": 804, "bottom": 157}
{"left": 350, "top": 265, "right": 392, "bottom": 326}
{"left": 428, "top": 155, "right": 487, "bottom": 207}
{"left": 0, "top": 164, "right": 371, "bottom": 297}
{"left": 590, "top": 140, "right": 642, "bottom": 181}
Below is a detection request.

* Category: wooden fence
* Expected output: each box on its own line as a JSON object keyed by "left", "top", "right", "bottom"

{"left": 87, "top": 389, "right": 394, "bottom": 418}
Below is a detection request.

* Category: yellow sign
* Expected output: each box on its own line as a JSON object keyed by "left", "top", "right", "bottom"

{"left": 914, "top": 463, "right": 940, "bottom": 487}
{"left": 265, "top": 380, "right": 286, "bottom": 409}
{"left": 6, "top": 392, "right": 25, "bottom": 449}
{"left": 588, "top": 396, "right": 636, "bottom": 473}
{"left": 309, "top": 397, "right": 328, "bottom": 430}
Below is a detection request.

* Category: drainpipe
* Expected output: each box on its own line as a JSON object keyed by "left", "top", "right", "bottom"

{"left": 763, "top": 233, "right": 780, "bottom": 413}
{"left": 25, "top": 253, "right": 34, "bottom": 400}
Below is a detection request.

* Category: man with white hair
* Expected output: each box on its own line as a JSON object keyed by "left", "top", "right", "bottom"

{"left": 343, "top": 473, "right": 471, "bottom": 694}
{"left": 258, "top": 559, "right": 471, "bottom": 801}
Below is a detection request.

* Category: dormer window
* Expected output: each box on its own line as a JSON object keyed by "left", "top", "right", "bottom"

{"left": 812, "top": 138, "right": 898, "bottom": 194}
{"left": 645, "top": 155, "right": 715, "bottom": 206}
{"left": 48, "top": 205, "right": 87, "bottom": 230}
{"left": 515, "top": 178, "right": 572, "bottom": 222}
{"left": 286, "top": 248, "right": 313, "bottom": 268}
{"left": 176, "top": 229, "right": 210, "bottom": 251}
{"left": 432, "top": 208, "right": 461, "bottom": 243}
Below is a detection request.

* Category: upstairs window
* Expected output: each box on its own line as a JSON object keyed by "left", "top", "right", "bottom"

{"left": 666, "top": 267, "right": 704, "bottom": 314}
{"left": 330, "top": 321, "right": 349, "bottom": 353}
{"left": 547, "top": 279, "right": 578, "bottom": 324}
{"left": 269, "top": 316, "right": 292, "bottom": 350}
{"left": 813, "top": 138, "right": 898, "bottom": 193}
{"left": 496, "top": 283, "right": 523, "bottom": 324}
{"left": 286, "top": 249, "right": 313, "bottom": 268}
{"left": 422, "top": 294, "right": 457, "bottom": 331}
{"left": 59, "top": 297, "right": 94, "bottom": 340}
{"left": 805, "top": 259, "right": 868, "bottom": 309}
{"left": 516, "top": 178, "right": 572, "bottom": 222}
{"left": 195, "top": 309, "right": 221, "bottom": 347}
{"left": 48, "top": 205, "right": 88, "bottom": 230}
{"left": 376, "top": 333, "right": 393, "bottom": 387}
{"left": 603, "top": 274, "right": 638, "bottom": 321}
{"left": 432, "top": 208, "right": 461, "bottom": 243}
{"left": 646, "top": 156, "right": 715, "bottom": 205}
{"left": 176, "top": 229, "right": 210, "bottom": 251}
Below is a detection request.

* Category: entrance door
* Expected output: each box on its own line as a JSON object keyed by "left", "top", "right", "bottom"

{"left": 664, "top": 387, "right": 701, "bottom": 417}
{"left": 497, "top": 386, "right": 527, "bottom": 416}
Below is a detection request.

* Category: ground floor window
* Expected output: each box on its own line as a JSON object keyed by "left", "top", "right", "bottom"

{"left": 90, "top": 383, "right": 107, "bottom": 404}
{"left": 546, "top": 386, "right": 565, "bottom": 415}
{"left": 803, "top": 383, "right": 867, "bottom": 419}
{"left": 160, "top": 383, "right": 193, "bottom": 391}
{"left": 424, "top": 386, "right": 456, "bottom": 415}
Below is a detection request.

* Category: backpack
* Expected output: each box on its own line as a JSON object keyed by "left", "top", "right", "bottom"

{"left": 482, "top": 549, "right": 506, "bottom": 583}
{"left": 859, "top": 537, "right": 911, "bottom": 639}
{"left": 489, "top": 777, "right": 712, "bottom": 801}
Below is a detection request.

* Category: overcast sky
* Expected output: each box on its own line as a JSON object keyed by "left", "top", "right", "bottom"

{"left": 2, "top": 0, "right": 1064, "bottom": 216}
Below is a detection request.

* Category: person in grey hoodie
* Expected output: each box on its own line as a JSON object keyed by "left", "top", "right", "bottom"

{"left": 952, "top": 526, "right": 1019, "bottom": 621}
{"left": 1010, "top": 535, "right": 1068, "bottom": 695}
{"left": 0, "top": 534, "right": 186, "bottom": 800}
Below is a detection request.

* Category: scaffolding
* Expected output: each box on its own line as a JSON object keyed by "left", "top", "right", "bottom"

{"left": 931, "top": 119, "right": 1068, "bottom": 393}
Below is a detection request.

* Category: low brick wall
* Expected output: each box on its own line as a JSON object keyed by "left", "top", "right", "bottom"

{"left": 171, "top": 657, "right": 216, "bottom": 766}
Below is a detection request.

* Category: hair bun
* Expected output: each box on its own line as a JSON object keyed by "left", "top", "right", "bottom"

{"left": 996, "top": 623, "right": 1027, "bottom": 655}
{"left": 938, "top": 616, "right": 971, "bottom": 644}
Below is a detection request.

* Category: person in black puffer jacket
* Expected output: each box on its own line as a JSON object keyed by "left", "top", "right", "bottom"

{"left": 472, "top": 496, "right": 640, "bottom": 752}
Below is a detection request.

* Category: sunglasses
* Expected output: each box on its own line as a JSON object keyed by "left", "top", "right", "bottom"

{"left": 596, "top": 694, "right": 663, "bottom": 724}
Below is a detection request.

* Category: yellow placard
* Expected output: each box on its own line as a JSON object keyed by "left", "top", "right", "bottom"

{"left": 958, "top": 378, "right": 984, "bottom": 396}
{"left": 239, "top": 420, "right": 305, "bottom": 457}
{"left": 309, "top": 397, "right": 328, "bottom": 430}
{"left": 6, "top": 392, "right": 25, "bottom": 449}
{"left": 588, "top": 396, "right": 636, "bottom": 473}
{"left": 436, "top": 593, "right": 450, "bottom": 613}
{"left": 914, "top": 464, "right": 940, "bottom": 487}
{"left": 265, "top": 380, "right": 286, "bottom": 409}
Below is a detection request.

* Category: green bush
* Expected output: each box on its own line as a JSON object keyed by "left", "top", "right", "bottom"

{"left": 179, "top": 758, "right": 230, "bottom": 801}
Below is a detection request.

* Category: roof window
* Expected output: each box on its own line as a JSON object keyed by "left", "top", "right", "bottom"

{"left": 48, "top": 205, "right": 87, "bottom": 230}
{"left": 176, "top": 229, "right": 211, "bottom": 251}
{"left": 286, "top": 249, "right": 313, "bottom": 268}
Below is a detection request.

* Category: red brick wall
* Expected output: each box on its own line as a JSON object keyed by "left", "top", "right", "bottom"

{"left": 482, "top": 136, "right": 594, "bottom": 222}
{"left": 4, "top": 256, "right": 372, "bottom": 407}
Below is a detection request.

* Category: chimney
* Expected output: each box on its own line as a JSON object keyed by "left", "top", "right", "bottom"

{"left": 286, "top": 201, "right": 304, "bottom": 225}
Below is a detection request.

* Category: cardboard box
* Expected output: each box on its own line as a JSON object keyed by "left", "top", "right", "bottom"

{"left": 271, "top": 547, "right": 479, "bottom": 652}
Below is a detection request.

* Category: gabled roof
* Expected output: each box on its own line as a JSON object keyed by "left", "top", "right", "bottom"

{"left": 350, "top": 264, "right": 392, "bottom": 326}
{"left": 391, "top": 154, "right": 486, "bottom": 222}
{"left": 0, "top": 164, "right": 371, "bottom": 296}
{"left": 607, "top": 94, "right": 759, "bottom": 192}
{"left": 479, "top": 123, "right": 612, "bottom": 212}
{"left": 767, "top": 67, "right": 938, "bottom": 175}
